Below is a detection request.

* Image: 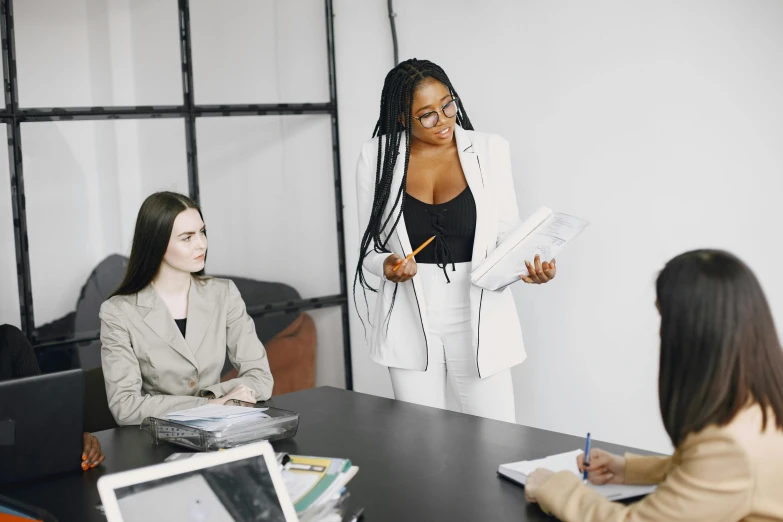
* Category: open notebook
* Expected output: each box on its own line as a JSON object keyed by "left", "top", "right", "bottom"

{"left": 498, "top": 450, "right": 656, "bottom": 501}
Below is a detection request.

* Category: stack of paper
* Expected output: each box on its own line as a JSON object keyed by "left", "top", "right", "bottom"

{"left": 280, "top": 455, "right": 359, "bottom": 522}
{"left": 166, "top": 404, "right": 270, "bottom": 432}
{"left": 498, "top": 449, "right": 656, "bottom": 500}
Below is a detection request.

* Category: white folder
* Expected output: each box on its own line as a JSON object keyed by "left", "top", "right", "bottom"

{"left": 470, "top": 206, "right": 589, "bottom": 291}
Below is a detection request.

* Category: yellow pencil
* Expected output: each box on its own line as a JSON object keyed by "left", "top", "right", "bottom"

{"left": 392, "top": 236, "right": 436, "bottom": 271}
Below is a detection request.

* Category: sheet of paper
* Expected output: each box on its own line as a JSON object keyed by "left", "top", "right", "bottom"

{"left": 515, "top": 214, "right": 589, "bottom": 276}
{"left": 167, "top": 405, "right": 269, "bottom": 421}
{"left": 470, "top": 206, "right": 552, "bottom": 282}
{"left": 167, "top": 404, "right": 269, "bottom": 419}
{"left": 470, "top": 209, "right": 589, "bottom": 291}
{"left": 503, "top": 450, "right": 657, "bottom": 500}
{"left": 504, "top": 449, "right": 584, "bottom": 476}
{"left": 280, "top": 470, "right": 320, "bottom": 505}
{"left": 166, "top": 405, "right": 271, "bottom": 433}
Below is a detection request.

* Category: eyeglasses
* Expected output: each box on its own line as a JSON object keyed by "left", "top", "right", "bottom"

{"left": 413, "top": 97, "right": 458, "bottom": 129}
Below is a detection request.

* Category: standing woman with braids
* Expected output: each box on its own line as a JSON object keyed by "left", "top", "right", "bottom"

{"left": 355, "top": 59, "right": 556, "bottom": 422}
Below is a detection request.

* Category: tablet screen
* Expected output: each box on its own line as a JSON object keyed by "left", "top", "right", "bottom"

{"left": 113, "top": 454, "right": 286, "bottom": 522}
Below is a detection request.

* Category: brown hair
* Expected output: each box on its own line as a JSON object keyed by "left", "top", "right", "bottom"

{"left": 112, "top": 192, "right": 206, "bottom": 297}
{"left": 656, "top": 249, "right": 783, "bottom": 446}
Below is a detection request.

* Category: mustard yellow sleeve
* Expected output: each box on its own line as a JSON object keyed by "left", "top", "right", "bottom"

{"left": 535, "top": 431, "right": 753, "bottom": 522}
{"left": 624, "top": 454, "right": 673, "bottom": 485}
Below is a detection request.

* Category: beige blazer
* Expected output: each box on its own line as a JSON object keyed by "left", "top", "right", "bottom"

{"left": 100, "top": 276, "right": 274, "bottom": 426}
{"left": 537, "top": 404, "right": 783, "bottom": 521}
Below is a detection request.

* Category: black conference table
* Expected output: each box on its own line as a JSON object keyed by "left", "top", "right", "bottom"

{"left": 2, "top": 387, "right": 657, "bottom": 521}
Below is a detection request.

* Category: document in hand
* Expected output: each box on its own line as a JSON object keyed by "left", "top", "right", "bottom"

{"left": 498, "top": 449, "right": 656, "bottom": 501}
{"left": 470, "top": 206, "right": 589, "bottom": 291}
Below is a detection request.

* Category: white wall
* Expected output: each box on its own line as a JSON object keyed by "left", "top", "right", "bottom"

{"left": 21, "top": 119, "right": 189, "bottom": 326}
{"left": 335, "top": 0, "right": 783, "bottom": 453}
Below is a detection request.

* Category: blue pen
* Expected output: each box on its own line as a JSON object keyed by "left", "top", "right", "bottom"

{"left": 582, "top": 432, "right": 592, "bottom": 482}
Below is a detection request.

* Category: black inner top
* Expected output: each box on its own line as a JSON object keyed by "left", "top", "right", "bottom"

{"left": 174, "top": 318, "right": 187, "bottom": 338}
{"left": 403, "top": 186, "right": 476, "bottom": 282}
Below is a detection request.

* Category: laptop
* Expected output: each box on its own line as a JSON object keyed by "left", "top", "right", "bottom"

{"left": 98, "top": 441, "right": 298, "bottom": 522}
{"left": 0, "top": 369, "right": 85, "bottom": 486}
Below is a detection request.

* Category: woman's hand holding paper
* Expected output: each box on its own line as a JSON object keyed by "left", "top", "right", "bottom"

{"left": 520, "top": 254, "right": 556, "bottom": 284}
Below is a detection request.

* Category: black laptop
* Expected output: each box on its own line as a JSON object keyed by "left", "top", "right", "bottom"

{"left": 0, "top": 369, "right": 84, "bottom": 486}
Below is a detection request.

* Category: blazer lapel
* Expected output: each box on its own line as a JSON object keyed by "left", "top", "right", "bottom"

{"left": 455, "top": 126, "right": 489, "bottom": 268}
{"left": 185, "top": 277, "right": 215, "bottom": 356}
{"left": 138, "top": 284, "right": 199, "bottom": 369}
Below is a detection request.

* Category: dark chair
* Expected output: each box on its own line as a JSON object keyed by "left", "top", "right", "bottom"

{"left": 82, "top": 367, "right": 118, "bottom": 433}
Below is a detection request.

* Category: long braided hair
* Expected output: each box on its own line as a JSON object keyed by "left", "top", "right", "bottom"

{"left": 353, "top": 59, "right": 474, "bottom": 330}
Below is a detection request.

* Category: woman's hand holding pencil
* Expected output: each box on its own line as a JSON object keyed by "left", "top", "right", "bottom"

{"left": 383, "top": 236, "right": 435, "bottom": 283}
{"left": 383, "top": 254, "right": 417, "bottom": 283}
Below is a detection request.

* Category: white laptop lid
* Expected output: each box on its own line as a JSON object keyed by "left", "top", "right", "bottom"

{"left": 97, "top": 441, "right": 297, "bottom": 522}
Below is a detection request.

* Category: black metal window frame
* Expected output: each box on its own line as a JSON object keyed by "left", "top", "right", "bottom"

{"left": 0, "top": 0, "right": 352, "bottom": 389}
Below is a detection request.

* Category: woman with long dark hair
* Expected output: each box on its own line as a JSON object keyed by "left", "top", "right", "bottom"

{"left": 100, "top": 192, "right": 273, "bottom": 426}
{"left": 524, "top": 250, "right": 783, "bottom": 520}
{"left": 355, "top": 59, "right": 557, "bottom": 422}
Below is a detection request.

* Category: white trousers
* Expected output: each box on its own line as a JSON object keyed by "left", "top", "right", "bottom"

{"left": 388, "top": 262, "right": 516, "bottom": 423}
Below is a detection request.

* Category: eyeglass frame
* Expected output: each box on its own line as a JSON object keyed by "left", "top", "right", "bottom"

{"left": 413, "top": 97, "right": 459, "bottom": 129}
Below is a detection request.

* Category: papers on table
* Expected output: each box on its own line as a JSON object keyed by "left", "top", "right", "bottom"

{"left": 498, "top": 449, "right": 657, "bottom": 501}
{"left": 166, "top": 404, "right": 269, "bottom": 432}
{"left": 279, "top": 455, "right": 358, "bottom": 522}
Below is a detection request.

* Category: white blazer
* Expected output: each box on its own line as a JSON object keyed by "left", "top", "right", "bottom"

{"left": 355, "top": 125, "right": 526, "bottom": 378}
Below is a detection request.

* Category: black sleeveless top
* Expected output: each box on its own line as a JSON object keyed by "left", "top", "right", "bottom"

{"left": 403, "top": 186, "right": 476, "bottom": 282}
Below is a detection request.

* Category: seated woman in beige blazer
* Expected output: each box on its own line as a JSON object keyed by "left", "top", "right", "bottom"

{"left": 100, "top": 191, "right": 274, "bottom": 426}
{"left": 525, "top": 249, "right": 783, "bottom": 521}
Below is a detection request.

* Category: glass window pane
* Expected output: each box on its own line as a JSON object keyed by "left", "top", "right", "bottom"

{"left": 15, "top": 0, "right": 182, "bottom": 108}
{"left": 0, "top": 127, "right": 21, "bottom": 328}
{"left": 190, "top": 0, "right": 330, "bottom": 104}
{"left": 197, "top": 115, "right": 340, "bottom": 299}
{"left": 21, "top": 119, "right": 188, "bottom": 343}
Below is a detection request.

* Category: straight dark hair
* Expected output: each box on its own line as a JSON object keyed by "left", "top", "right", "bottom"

{"left": 656, "top": 249, "right": 783, "bottom": 446}
{"left": 353, "top": 58, "right": 473, "bottom": 329}
{"left": 111, "top": 191, "right": 206, "bottom": 297}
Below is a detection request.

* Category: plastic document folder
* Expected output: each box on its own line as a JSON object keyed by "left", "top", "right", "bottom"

{"left": 141, "top": 404, "right": 299, "bottom": 451}
{"left": 498, "top": 449, "right": 656, "bottom": 501}
{"left": 470, "top": 206, "right": 589, "bottom": 291}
